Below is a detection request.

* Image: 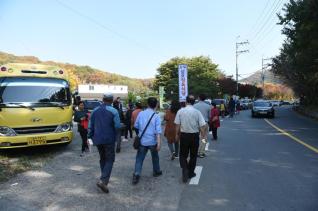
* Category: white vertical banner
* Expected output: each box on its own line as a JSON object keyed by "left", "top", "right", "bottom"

{"left": 178, "top": 64, "right": 188, "bottom": 102}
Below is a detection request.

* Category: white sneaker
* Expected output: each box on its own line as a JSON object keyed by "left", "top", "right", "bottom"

{"left": 122, "top": 138, "right": 129, "bottom": 142}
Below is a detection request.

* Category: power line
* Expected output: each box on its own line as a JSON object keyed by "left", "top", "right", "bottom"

{"left": 249, "top": 0, "right": 282, "bottom": 42}
{"left": 246, "top": 0, "right": 271, "bottom": 38}
{"left": 55, "top": 0, "right": 156, "bottom": 54}
{"left": 252, "top": 0, "right": 285, "bottom": 45}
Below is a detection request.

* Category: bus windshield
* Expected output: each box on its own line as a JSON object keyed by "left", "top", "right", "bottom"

{"left": 0, "top": 77, "right": 71, "bottom": 106}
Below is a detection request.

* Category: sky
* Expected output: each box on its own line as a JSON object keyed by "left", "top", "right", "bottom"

{"left": 0, "top": 0, "right": 289, "bottom": 79}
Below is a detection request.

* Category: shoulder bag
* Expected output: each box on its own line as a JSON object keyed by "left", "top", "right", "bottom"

{"left": 133, "top": 112, "right": 155, "bottom": 150}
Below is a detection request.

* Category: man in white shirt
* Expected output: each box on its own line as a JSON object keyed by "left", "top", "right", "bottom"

{"left": 175, "top": 95, "right": 206, "bottom": 183}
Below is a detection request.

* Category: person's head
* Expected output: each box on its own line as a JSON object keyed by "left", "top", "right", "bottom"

{"left": 112, "top": 100, "right": 119, "bottom": 109}
{"left": 103, "top": 93, "right": 113, "bottom": 104}
{"left": 135, "top": 102, "right": 142, "bottom": 109}
{"left": 212, "top": 102, "right": 216, "bottom": 108}
{"left": 75, "top": 96, "right": 81, "bottom": 105}
{"left": 198, "top": 94, "right": 206, "bottom": 101}
{"left": 147, "top": 97, "right": 158, "bottom": 109}
{"left": 170, "top": 100, "right": 181, "bottom": 114}
{"left": 186, "top": 95, "right": 195, "bottom": 105}
{"left": 78, "top": 101, "right": 84, "bottom": 110}
{"left": 116, "top": 97, "right": 121, "bottom": 102}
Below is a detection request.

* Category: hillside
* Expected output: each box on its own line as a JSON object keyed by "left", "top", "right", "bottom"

{"left": 0, "top": 51, "right": 153, "bottom": 92}
{"left": 240, "top": 69, "right": 282, "bottom": 85}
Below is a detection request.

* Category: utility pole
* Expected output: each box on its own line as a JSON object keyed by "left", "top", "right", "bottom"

{"left": 235, "top": 39, "right": 249, "bottom": 97}
{"left": 261, "top": 57, "right": 272, "bottom": 93}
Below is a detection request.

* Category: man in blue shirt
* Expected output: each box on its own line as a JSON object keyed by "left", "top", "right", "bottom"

{"left": 132, "top": 97, "right": 162, "bottom": 185}
{"left": 88, "top": 93, "right": 121, "bottom": 193}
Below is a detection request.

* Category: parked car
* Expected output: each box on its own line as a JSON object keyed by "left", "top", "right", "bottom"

{"left": 251, "top": 100, "right": 275, "bottom": 118}
{"left": 270, "top": 100, "right": 281, "bottom": 107}
{"left": 83, "top": 100, "right": 102, "bottom": 112}
{"left": 280, "top": 100, "right": 292, "bottom": 105}
{"left": 240, "top": 99, "right": 252, "bottom": 110}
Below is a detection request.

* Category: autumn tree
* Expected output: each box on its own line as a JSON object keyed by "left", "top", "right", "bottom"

{"left": 272, "top": 0, "right": 318, "bottom": 105}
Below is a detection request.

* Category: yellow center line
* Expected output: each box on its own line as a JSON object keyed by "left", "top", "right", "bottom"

{"left": 264, "top": 119, "right": 318, "bottom": 154}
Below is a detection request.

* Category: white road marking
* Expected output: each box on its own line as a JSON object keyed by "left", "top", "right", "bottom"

{"left": 189, "top": 166, "right": 203, "bottom": 185}
{"left": 205, "top": 142, "right": 209, "bottom": 151}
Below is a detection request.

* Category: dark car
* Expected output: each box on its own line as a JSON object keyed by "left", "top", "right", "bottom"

{"left": 251, "top": 100, "right": 275, "bottom": 118}
{"left": 83, "top": 100, "right": 102, "bottom": 112}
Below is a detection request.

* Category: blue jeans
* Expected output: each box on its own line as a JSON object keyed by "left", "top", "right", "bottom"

{"left": 134, "top": 145, "right": 160, "bottom": 176}
{"left": 97, "top": 143, "right": 115, "bottom": 184}
{"left": 168, "top": 142, "right": 179, "bottom": 156}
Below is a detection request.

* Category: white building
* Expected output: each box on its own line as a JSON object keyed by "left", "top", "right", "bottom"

{"left": 78, "top": 84, "right": 128, "bottom": 100}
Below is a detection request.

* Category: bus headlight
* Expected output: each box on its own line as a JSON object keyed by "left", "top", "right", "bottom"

{"left": 55, "top": 122, "right": 72, "bottom": 133}
{"left": 0, "top": 127, "right": 17, "bottom": 136}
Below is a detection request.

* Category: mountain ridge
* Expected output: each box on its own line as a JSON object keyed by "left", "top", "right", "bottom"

{"left": 0, "top": 51, "right": 153, "bottom": 92}
{"left": 239, "top": 69, "right": 283, "bottom": 85}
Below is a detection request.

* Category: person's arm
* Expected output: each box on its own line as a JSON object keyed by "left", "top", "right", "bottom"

{"left": 134, "top": 114, "right": 140, "bottom": 130}
{"left": 73, "top": 111, "right": 82, "bottom": 123}
{"left": 113, "top": 109, "right": 121, "bottom": 129}
{"left": 174, "top": 111, "right": 181, "bottom": 142}
{"left": 155, "top": 115, "right": 162, "bottom": 151}
{"left": 175, "top": 124, "right": 180, "bottom": 143}
{"left": 199, "top": 125, "right": 206, "bottom": 139}
{"left": 198, "top": 112, "right": 207, "bottom": 139}
{"left": 87, "top": 111, "right": 95, "bottom": 139}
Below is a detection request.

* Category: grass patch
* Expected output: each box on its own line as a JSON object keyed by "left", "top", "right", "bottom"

{"left": 0, "top": 145, "right": 65, "bottom": 183}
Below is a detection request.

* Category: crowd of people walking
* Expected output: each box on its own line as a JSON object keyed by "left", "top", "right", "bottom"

{"left": 74, "top": 93, "right": 223, "bottom": 193}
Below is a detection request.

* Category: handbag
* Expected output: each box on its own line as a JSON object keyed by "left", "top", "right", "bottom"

{"left": 133, "top": 112, "right": 155, "bottom": 150}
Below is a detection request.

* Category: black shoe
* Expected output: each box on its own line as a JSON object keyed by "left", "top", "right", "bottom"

{"left": 170, "top": 152, "right": 175, "bottom": 160}
{"left": 132, "top": 174, "right": 140, "bottom": 185}
{"left": 188, "top": 172, "right": 196, "bottom": 179}
{"left": 96, "top": 181, "right": 109, "bottom": 193}
{"left": 116, "top": 148, "right": 121, "bottom": 153}
{"left": 182, "top": 169, "right": 188, "bottom": 183}
{"left": 198, "top": 154, "right": 205, "bottom": 158}
{"left": 153, "top": 170, "right": 162, "bottom": 177}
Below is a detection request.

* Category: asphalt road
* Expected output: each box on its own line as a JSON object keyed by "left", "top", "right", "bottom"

{"left": 0, "top": 106, "right": 317, "bottom": 211}
{"left": 179, "top": 106, "right": 318, "bottom": 211}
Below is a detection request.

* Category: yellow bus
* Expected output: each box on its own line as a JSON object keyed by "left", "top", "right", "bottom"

{"left": 0, "top": 63, "right": 73, "bottom": 148}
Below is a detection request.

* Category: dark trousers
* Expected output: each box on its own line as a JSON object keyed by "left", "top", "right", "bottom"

{"left": 79, "top": 130, "right": 88, "bottom": 152}
{"left": 212, "top": 127, "right": 218, "bottom": 140}
{"left": 179, "top": 133, "right": 199, "bottom": 175}
{"left": 97, "top": 143, "right": 115, "bottom": 184}
{"left": 116, "top": 129, "right": 121, "bottom": 150}
{"left": 125, "top": 124, "right": 133, "bottom": 139}
{"left": 134, "top": 128, "right": 139, "bottom": 136}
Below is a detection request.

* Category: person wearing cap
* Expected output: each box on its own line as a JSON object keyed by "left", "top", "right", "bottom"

{"left": 88, "top": 93, "right": 121, "bottom": 193}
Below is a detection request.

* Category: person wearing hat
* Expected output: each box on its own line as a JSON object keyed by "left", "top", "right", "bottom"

{"left": 88, "top": 93, "right": 121, "bottom": 193}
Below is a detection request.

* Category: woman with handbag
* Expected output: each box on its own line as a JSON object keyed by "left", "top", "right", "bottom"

{"left": 210, "top": 102, "right": 220, "bottom": 140}
{"left": 74, "top": 101, "right": 90, "bottom": 156}
{"left": 164, "top": 100, "right": 181, "bottom": 160}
